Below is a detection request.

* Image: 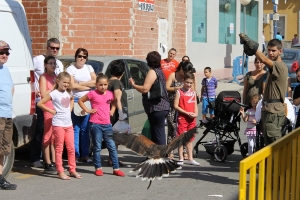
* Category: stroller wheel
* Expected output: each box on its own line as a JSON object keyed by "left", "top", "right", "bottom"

{"left": 193, "top": 148, "right": 198, "bottom": 158}
{"left": 240, "top": 143, "right": 248, "bottom": 158}
{"left": 214, "top": 145, "right": 227, "bottom": 162}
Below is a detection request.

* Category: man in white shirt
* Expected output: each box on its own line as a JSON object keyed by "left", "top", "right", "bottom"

{"left": 30, "top": 38, "right": 64, "bottom": 169}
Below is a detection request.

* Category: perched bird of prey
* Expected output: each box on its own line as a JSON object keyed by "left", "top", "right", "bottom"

{"left": 113, "top": 128, "right": 197, "bottom": 189}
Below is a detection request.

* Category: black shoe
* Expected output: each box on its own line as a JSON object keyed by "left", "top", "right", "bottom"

{"left": 0, "top": 178, "right": 17, "bottom": 190}
{"left": 44, "top": 163, "right": 57, "bottom": 174}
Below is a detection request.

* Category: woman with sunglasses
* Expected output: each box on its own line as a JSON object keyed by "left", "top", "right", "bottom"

{"left": 66, "top": 48, "right": 96, "bottom": 163}
{"left": 243, "top": 57, "right": 267, "bottom": 106}
{"left": 39, "top": 56, "right": 57, "bottom": 173}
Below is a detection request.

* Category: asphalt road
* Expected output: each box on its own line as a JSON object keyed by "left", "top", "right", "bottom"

{"left": 1, "top": 112, "right": 248, "bottom": 200}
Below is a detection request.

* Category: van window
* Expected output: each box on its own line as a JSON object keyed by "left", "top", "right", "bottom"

{"left": 105, "top": 60, "right": 128, "bottom": 89}
{"left": 127, "top": 60, "right": 147, "bottom": 86}
{"left": 0, "top": 11, "right": 28, "bottom": 69}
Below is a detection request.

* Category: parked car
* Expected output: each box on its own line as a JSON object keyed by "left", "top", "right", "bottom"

{"left": 1, "top": 0, "right": 36, "bottom": 178}
{"left": 58, "top": 55, "right": 149, "bottom": 133}
{"left": 292, "top": 44, "right": 300, "bottom": 49}
{"left": 282, "top": 48, "right": 300, "bottom": 89}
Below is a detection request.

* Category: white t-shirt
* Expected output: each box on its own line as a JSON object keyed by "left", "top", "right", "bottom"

{"left": 255, "top": 98, "right": 295, "bottom": 124}
{"left": 262, "top": 34, "right": 265, "bottom": 44}
{"left": 66, "top": 64, "right": 94, "bottom": 99}
{"left": 33, "top": 55, "right": 64, "bottom": 101}
{"left": 49, "top": 90, "right": 72, "bottom": 127}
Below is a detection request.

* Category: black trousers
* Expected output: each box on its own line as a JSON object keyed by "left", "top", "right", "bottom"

{"left": 30, "top": 104, "right": 43, "bottom": 163}
{"left": 147, "top": 110, "right": 168, "bottom": 145}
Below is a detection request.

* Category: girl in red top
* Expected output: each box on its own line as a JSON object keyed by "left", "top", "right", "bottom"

{"left": 174, "top": 72, "right": 200, "bottom": 166}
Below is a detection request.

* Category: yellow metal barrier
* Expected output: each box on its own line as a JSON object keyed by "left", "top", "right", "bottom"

{"left": 239, "top": 129, "right": 300, "bottom": 200}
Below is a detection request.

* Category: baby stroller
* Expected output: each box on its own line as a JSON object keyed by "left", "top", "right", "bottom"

{"left": 194, "top": 91, "right": 248, "bottom": 162}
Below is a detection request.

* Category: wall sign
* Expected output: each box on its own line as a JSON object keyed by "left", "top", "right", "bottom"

{"left": 138, "top": 0, "right": 154, "bottom": 12}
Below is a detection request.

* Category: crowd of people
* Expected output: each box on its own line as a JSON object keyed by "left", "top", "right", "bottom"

{"left": 0, "top": 34, "right": 298, "bottom": 189}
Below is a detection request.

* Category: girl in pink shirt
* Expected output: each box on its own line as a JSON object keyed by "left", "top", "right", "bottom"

{"left": 78, "top": 73, "right": 125, "bottom": 177}
{"left": 38, "top": 72, "right": 81, "bottom": 180}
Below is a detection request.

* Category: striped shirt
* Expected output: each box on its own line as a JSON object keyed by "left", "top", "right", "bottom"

{"left": 201, "top": 77, "right": 217, "bottom": 98}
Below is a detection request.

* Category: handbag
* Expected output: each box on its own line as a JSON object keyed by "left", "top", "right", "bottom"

{"left": 147, "top": 70, "right": 163, "bottom": 100}
{"left": 141, "top": 120, "right": 151, "bottom": 140}
{"left": 204, "top": 78, "right": 215, "bottom": 109}
{"left": 73, "top": 101, "right": 91, "bottom": 116}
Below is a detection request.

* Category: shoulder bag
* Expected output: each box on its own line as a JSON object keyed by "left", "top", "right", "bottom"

{"left": 147, "top": 70, "right": 163, "bottom": 100}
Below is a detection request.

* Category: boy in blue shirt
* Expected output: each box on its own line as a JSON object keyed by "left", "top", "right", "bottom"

{"left": 200, "top": 67, "right": 218, "bottom": 123}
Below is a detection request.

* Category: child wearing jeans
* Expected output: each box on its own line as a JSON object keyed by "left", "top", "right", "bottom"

{"left": 78, "top": 73, "right": 125, "bottom": 177}
{"left": 38, "top": 72, "right": 81, "bottom": 180}
{"left": 240, "top": 94, "right": 260, "bottom": 155}
{"left": 200, "top": 67, "right": 218, "bottom": 123}
{"left": 174, "top": 72, "right": 200, "bottom": 166}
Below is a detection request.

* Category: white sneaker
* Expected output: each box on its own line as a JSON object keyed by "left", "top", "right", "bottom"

{"left": 177, "top": 160, "right": 184, "bottom": 166}
{"left": 185, "top": 160, "right": 200, "bottom": 166}
{"left": 32, "top": 161, "right": 44, "bottom": 168}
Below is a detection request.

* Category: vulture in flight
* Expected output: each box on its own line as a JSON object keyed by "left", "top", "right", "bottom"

{"left": 113, "top": 127, "right": 198, "bottom": 189}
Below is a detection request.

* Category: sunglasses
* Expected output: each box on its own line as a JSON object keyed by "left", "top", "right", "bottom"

{"left": 0, "top": 52, "right": 10, "bottom": 56}
{"left": 182, "top": 59, "right": 189, "bottom": 62}
{"left": 49, "top": 46, "right": 60, "bottom": 51}
{"left": 77, "top": 55, "right": 87, "bottom": 59}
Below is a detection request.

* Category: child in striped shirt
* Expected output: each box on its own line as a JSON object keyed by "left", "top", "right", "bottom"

{"left": 200, "top": 67, "right": 218, "bottom": 123}
{"left": 240, "top": 94, "right": 260, "bottom": 155}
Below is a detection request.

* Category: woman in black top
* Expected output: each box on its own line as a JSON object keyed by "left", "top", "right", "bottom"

{"left": 293, "top": 69, "right": 300, "bottom": 128}
{"left": 108, "top": 60, "right": 128, "bottom": 166}
{"left": 129, "top": 51, "right": 170, "bottom": 145}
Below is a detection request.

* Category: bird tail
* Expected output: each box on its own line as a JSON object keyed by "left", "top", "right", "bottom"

{"left": 130, "top": 158, "right": 180, "bottom": 181}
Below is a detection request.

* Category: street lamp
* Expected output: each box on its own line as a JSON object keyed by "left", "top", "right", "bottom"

{"left": 239, "top": 0, "right": 251, "bottom": 77}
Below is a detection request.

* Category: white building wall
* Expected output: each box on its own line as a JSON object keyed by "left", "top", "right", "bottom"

{"left": 187, "top": 0, "right": 263, "bottom": 71}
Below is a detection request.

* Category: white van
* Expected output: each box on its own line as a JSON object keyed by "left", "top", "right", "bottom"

{"left": 0, "top": 0, "right": 36, "bottom": 177}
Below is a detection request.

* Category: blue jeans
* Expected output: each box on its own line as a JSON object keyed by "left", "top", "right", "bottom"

{"left": 72, "top": 98, "right": 90, "bottom": 158}
{"left": 202, "top": 97, "right": 215, "bottom": 115}
{"left": 90, "top": 123, "right": 119, "bottom": 169}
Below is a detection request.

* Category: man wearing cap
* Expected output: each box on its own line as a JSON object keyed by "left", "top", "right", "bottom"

{"left": 0, "top": 40, "right": 17, "bottom": 190}
{"left": 30, "top": 38, "right": 63, "bottom": 170}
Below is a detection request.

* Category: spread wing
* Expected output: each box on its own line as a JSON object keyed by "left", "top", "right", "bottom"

{"left": 166, "top": 127, "right": 197, "bottom": 154}
{"left": 113, "top": 133, "right": 156, "bottom": 156}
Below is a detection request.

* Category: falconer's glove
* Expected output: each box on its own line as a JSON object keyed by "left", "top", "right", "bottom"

{"left": 239, "top": 33, "right": 259, "bottom": 56}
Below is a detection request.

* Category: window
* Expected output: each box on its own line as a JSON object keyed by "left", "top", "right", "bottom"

{"left": 219, "top": 0, "right": 236, "bottom": 44}
{"left": 282, "top": 52, "right": 297, "bottom": 61}
{"left": 86, "top": 60, "right": 104, "bottom": 74}
{"left": 192, "top": 0, "right": 207, "bottom": 42}
{"left": 277, "top": 16, "right": 285, "bottom": 39}
{"left": 105, "top": 59, "right": 129, "bottom": 89}
{"left": 126, "top": 60, "right": 147, "bottom": 86}
{"left": 240, "top": 1, "right": 258, "bottom": 42}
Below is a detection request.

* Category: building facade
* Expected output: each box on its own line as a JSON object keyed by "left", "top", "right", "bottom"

{"left": 20, "top": 0, "right": 263, "bottom": 70}
{"left": 187, "top": 0, "right": 263, "bottom": 70}
{"left": 21, "top": 0, "right": 187, "bottom": 60}
{"left": 263, "top": 0, "right": 300, "bottom": 43}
